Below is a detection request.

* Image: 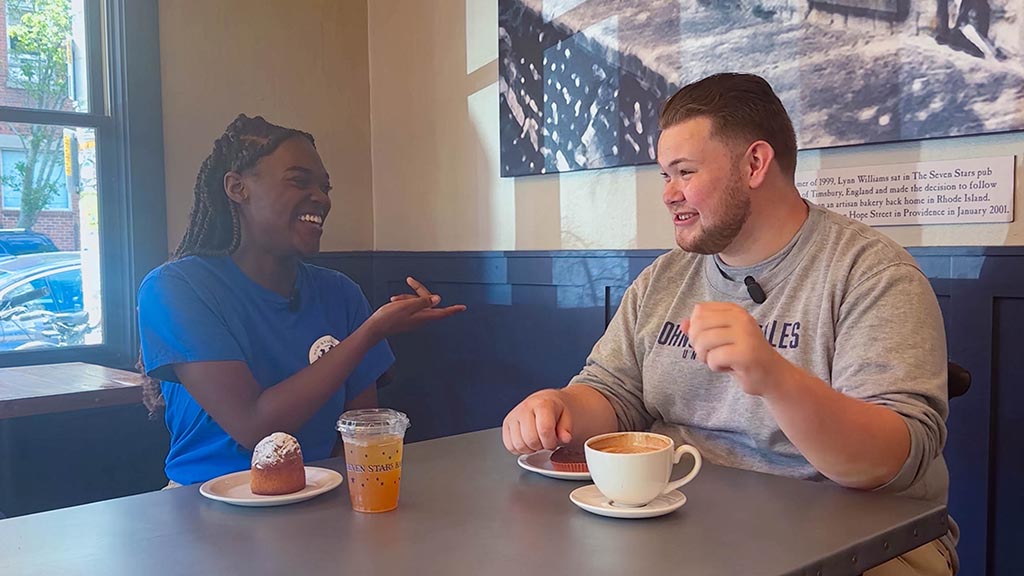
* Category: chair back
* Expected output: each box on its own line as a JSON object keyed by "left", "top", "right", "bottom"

{"left": 948, "top": 361, "right": 971, "bottom": 399}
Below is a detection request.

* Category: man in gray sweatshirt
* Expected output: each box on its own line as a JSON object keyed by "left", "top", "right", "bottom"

{"left": 502, "top": 73, "right": 957, "bottom": 575}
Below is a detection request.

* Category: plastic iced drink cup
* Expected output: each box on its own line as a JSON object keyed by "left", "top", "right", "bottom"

{"left": 337, "top": 408, "right": 410, "bottom": 513}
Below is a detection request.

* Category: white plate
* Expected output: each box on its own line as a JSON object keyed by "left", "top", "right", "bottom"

{"left": 517, "top": 450, "right": 591, "bottom": 481}
{"left": 569, "top": 484, "right": 687, "bottom": 519}
{"left": 199, "top": 466, "right": 343, "bottom": 507}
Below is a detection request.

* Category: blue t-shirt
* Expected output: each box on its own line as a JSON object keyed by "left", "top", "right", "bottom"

{"left": 137, "top": 256, "right": 394, "bottom": 485}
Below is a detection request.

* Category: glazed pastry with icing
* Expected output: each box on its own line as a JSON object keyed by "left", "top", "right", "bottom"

{"left": 250, "top": 432, "right": 306, "bottom": 495}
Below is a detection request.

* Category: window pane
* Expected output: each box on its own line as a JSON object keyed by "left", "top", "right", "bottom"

{"left": 45, "top": 267, "right": 81, "bottom": 310}
{"left": 2, "top": 149, "right": 69, "bottom": 209}
{"left": 1, "top": 0, "right": 90, "bottom": 112}
{"left": 0, "top": 123, "right": 100, "bottom": 351}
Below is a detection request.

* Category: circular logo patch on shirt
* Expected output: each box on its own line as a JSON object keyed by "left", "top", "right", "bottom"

{"left": 309, "top": 335, "right": 341, "bottom": 364}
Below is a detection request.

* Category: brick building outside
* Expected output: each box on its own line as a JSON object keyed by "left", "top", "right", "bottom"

{"left": 0, "top": 0, "right": 81, "bottom": 252}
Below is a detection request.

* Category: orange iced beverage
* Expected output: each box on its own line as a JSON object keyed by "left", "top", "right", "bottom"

{"left": 337, "top": 408, "right": 410, "bottom": 513}
{"left": 344, "top": 435, "right": 404, "bottom": 512}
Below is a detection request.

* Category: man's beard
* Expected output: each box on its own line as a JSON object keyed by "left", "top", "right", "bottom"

{"left": 677, "top": 178, "right": 751, "bottom": 255}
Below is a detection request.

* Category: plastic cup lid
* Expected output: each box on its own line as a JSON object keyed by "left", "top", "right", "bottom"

{"left": 337, "top": 408, "right": 410, "bottom": 435}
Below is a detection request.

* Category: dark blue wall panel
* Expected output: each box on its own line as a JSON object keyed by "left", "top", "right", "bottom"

{"left": 311, "top": 246, "right": 1024, "bottom": 576}
{"left": 991, "top": 296, "right": 1022, "bottom": 576}
{"left": 0, "top": 404, "right": 168, "bottom": 517}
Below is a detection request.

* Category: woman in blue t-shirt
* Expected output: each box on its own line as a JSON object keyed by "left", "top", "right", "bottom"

{"left": 138, "top": 114, "right": 464, "bottom": 486}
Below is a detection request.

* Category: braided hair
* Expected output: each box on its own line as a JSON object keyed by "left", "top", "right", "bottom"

{"left": 174, "top": 113, "right": 316, "bottom": 258}
{"left": 141, "top": 114, "right": 316, "bottom": 414}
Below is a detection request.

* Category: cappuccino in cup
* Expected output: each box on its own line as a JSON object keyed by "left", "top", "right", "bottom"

{"left": 584, "top": 432, "right": 702, "bottom": 507}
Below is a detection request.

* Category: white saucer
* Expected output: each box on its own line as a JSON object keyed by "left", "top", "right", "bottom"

{"left": 517, "top": 450, "right": 591, "bottom": 481}
{"left": 199, "top": 466, "right": 343, "bottom": 507}
{"left": 569, "top": 484, "right": 687, "bottom": 519}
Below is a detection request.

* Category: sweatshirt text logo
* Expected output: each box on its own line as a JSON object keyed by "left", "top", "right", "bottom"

{"left": 656, "top": 320, "right": 800, "bottom": 359}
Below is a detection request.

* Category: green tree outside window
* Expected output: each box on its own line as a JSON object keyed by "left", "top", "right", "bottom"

{"left": 3, "top": 0, "right": 74, "bottom": 228}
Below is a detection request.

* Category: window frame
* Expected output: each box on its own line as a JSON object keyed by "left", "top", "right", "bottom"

{"left": 0, "top": 0, "right": 166, "bottom": 369}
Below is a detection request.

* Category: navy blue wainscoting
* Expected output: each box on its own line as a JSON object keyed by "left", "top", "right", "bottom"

{"left": 0, "top": 404, "right": 169, "bottom": 517}
{"left": 312, "top": 247, "right": 1024, "bottom": 576}
{"left": 312, "top": 251, "right": 662, "bottom": 445}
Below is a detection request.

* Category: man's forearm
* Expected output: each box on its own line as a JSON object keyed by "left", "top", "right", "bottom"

{"left": 562, "top": 385, "right": 620, "bottom": 445}
{"left": 761, "top": 361, "right": 911, "bottom": 489}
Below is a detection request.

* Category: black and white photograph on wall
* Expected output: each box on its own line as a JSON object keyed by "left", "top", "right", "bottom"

{"left": 498, "top": 0, "right": 1024, "bottom": 177}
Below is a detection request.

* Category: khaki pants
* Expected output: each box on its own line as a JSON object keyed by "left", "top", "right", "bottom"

{"left": 864, "top": 540, "right": 953, "bottom": 576}
{"left": 161, "top": 480, "right": 183, "bottom": 490}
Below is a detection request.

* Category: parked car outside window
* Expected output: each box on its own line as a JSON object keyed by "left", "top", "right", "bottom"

{"left": 0, "top": 229, "right": 59, "bottom": 256}
{"left": 0, "top": 251, "right": 87, "bottom": 349}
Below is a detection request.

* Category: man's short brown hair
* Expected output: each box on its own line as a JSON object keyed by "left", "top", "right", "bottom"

{"left": 659, "top": 73, "right": 798, "bottom": 179}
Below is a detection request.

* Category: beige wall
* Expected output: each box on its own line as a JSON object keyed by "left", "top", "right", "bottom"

{"left": 368, "top": 0, "right": 515, "bottom": 251}
{"left": 160, "top": 1, "right": 1024, "bottom": 253}
{"left": 159, "top": 0, "right": 374, "bottom": 253}
{"left": 367, "top": 0, "right": 1024, "bottom": 251}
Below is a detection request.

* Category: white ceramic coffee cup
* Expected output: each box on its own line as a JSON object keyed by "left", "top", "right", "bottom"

{"left": 584, "top": 431, "right": 702, "bottom": 507}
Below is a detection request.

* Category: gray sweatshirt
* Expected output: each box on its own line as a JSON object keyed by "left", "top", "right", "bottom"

{"left": 570, "top": 202, "right": 957, "bottom": 566}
